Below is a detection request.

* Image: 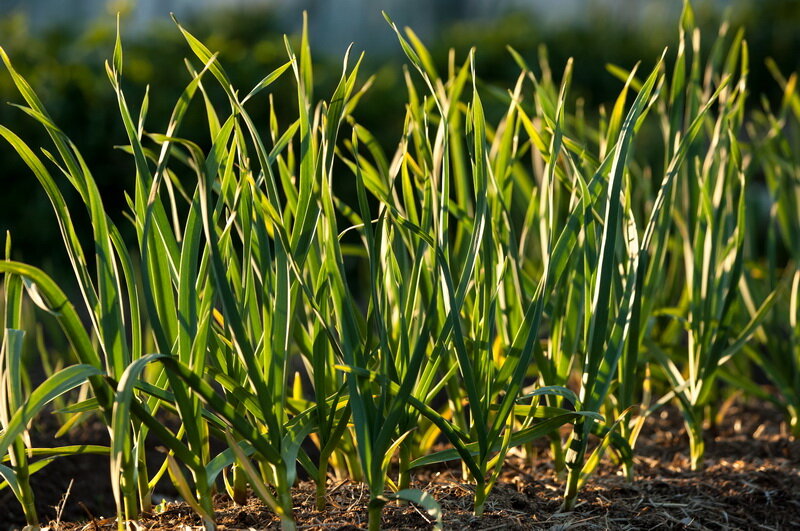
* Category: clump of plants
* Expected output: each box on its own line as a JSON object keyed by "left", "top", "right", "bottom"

{"left": 0, "top": 2, "right": 795, "bottom": 530}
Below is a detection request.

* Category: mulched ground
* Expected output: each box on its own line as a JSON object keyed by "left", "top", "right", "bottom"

{"left": 7, "top": 402, "right": 800, "bottom": 530}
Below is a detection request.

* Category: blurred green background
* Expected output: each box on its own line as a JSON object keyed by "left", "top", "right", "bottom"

{"left": 1, "top": 0, "right": 798, "bottom": 290}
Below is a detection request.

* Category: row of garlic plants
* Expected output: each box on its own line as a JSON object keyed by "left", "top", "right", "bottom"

{"left": 1, "top": 3, "right": 795, "bottom": 530}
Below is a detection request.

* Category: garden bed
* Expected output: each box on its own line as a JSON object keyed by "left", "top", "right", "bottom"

{"left": 12, "top": 402, "right": 800, "bottom": 530}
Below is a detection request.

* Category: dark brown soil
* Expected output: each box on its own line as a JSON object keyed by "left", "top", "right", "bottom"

{"left": 7, "top": 402, "right": 800, "bottom": 530}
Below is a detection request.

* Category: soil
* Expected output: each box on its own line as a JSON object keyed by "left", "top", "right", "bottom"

{"left": 5, "top": 402, "right": 800, "bottom": 530}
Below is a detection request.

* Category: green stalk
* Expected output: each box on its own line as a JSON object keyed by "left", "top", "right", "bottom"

{"left": 137, "top": 451, "right": 152, "bottom": 514}
{"left": 473, "top": 478, "right": 489, "bottom": 517}
{"left": 789, "top": 405, "right": 800, "bottom": 439}
{"left": 232, "top": 463, "right": 248, "bottom": 505}
{"left": 368, "top": 502, "right": 383, "bottom": 531}
{"left": 275, "top": 464, "right": 295, "bottom": 530}
{"left": 397, "top": 441, "right": 412, "bottom": 494}
{"left": 2, "top": 265, "right": 38, "bottom": 528}
{"left": 315, "top": 460, "right": 328, "bottom": 511}
{"left": 562, "top": 420, "right": 588, "bottom": 511}
{"left": 16, "top": 472, "right": 38, "bottom": 527}
{"left": 120, "top": 451, "right": 139, "bottom": 522}
{"left": 8, "top": 436, "right": 39, "bottom": 527}
{"left": 686, "top": 409, "right": 705, "bottom": 471}
{"left": 549, "top": 433, "right": 566, "bottom": 476}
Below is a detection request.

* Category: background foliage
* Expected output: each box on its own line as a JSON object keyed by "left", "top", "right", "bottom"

{"left": 2, "top": 0, "right": 799, "bottom": 284}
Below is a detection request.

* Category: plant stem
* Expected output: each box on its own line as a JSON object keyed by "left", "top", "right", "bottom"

{"left": 622, "top": 458, "right": 635, "bottom": 483}
{"left": 368, "top": 502, "right": 383, "bottom": 531}
{"left": 549, "top": 432, "right": 566, "bottom": 476}
{"left": 397, "top": 442, "right": 412, "bottom": 502}
{"left": 137, "top": 459, "right": 152, "bottom": 513}
{"left": 276, "top": 470, "right": 296, "bottom": 530}
{"left": 232, "top": 463, "right": 248, "bottom": 505}
{"left": 18, "top": 474, "right": 39, "bottom": 527}
{"left": 10, "top": 439, "right": 39, "bottom": 527}
{"left": 619, "top": 424, "right": 635, "bottom": 483}
{"left": 788, "top": 405, "right": 800, "bottom": 439}
{"left": 315, "top": 455, "right": 328, "bottom": 511}
{"left": 561, "top": 466, "right": 581, "bottom": 511}
{"left": 562, "top": 419, "right": 588, "bottom": 511}
{"left": 686, "top": 417, "right": 705, "bottom": 471}
{"left": 280, "top": 516, "right": 298, "bottom": 531}
{"left": 121, "top": 458, "right": 140, "bottom": 522}
{"left": 473, "top": 480, "right": 488, "bottom": 517}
